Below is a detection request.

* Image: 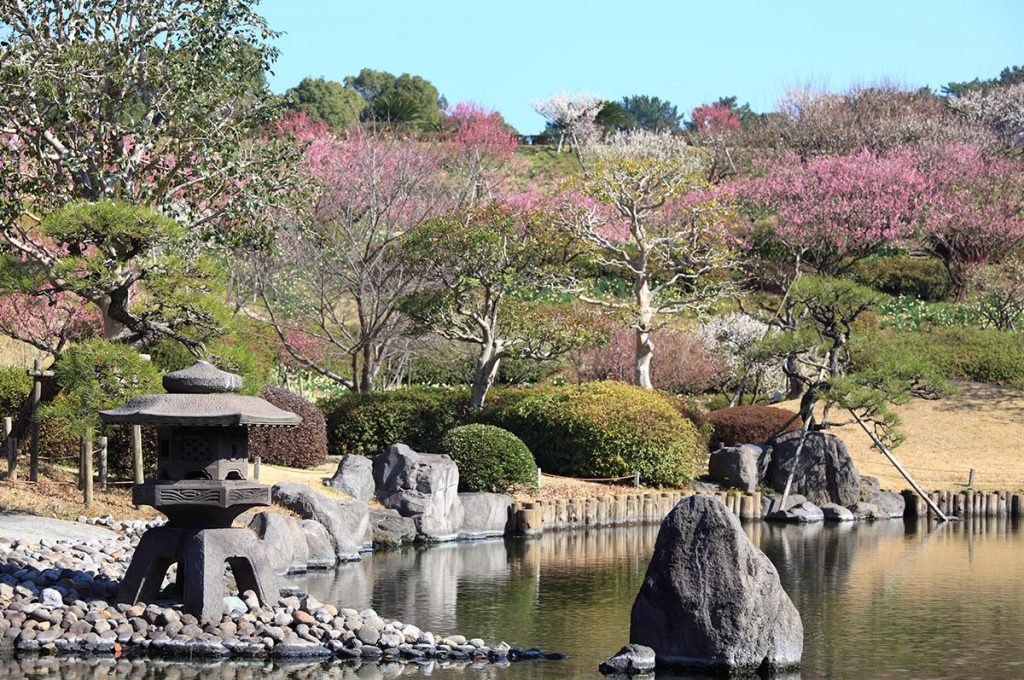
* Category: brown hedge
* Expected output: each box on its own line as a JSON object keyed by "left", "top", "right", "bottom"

{"left": 707, "top": 405, "right": 802, "bottom": 449}
{"left": 248, "top": 386, "right": 328, "bottom": 469}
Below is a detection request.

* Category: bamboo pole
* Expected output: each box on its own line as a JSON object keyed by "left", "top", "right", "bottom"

{"left": 131, "top": 425, "right": 143, "bottom": 485}
{"left": 848, "top": 409, "right": 949, "bottom": 522}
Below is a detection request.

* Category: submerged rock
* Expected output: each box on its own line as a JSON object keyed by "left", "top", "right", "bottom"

{"left": 767, "top": 501, "right": 825, "bottom": 523}
{"left": 630, "top": 495, "right": 803, "bottom": 672}
{"left": 599, "top": 643, "right": 656, "bottom": 675}
{"left": 820, "top": 503, "right": 855, "bottom": 522}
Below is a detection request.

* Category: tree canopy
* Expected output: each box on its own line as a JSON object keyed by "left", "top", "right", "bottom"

{"left": 344, "top": 68, "right": 445, "bottom": 129}
{"left": 284, "top": 77, "right": 366, "bottom": 131}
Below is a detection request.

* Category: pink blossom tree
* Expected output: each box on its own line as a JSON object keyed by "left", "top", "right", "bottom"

{"left": 916, "top": 143, "right": 1024, "bottom": 296}
{"left": 442, "top": 102, "right": 518, "bottom": 204}
{"left": 0, "top": 289, "right": 100, "bottom": 357}
{"left": 689, "top": 102, "right": 743, "bottom": 183}
{"left": 730, "top": 149, "right": 927, "bottom": 275}
{"left": 258, "top": 126, "right": 455, "bottom": 392}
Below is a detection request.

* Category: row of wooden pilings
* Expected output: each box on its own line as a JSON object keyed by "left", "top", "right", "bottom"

{"left": 511, "top": 491, "right": 765, "bottom": 535}
{"left": 902, "top": 489, "right": 1023, "bottom": 519}
{"left": 510, "top": 488, "right": 1024, "bottom": 535}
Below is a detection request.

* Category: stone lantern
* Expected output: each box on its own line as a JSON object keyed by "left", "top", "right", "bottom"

{"left": 100, "top": 361, "right": 301, "bottom": 621}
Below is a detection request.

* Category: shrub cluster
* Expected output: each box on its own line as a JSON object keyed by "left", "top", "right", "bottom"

{"left": 707, "top": 405, "right": 802, "bottom": 448}
{"left": 320, "top": 387, "right": 471, "bottom": 457}
{"left": 0, "top": 366, "right": 31, "bottom": 418}
{"left": 438, "top": 424, "right": 537, "bottom": 494}
{"left": 482, "top": 381, "right": 704, "bottom": 487}
{"left": 850, "top": 255, "right": 952, "bottom": 302}
{"left": 861, "top": 327, "right": 1024, "bottom": 387}
{"left": 249, "top": 386, "right": 328, "bottom": 469}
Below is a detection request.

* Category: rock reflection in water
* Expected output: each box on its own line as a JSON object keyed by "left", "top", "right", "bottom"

{"left": 5, "top": 516, "right": 1024, "bottom": 679}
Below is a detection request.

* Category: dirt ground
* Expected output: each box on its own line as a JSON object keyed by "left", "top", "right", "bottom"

{"left": 780, "top": 381, "right": 1024, "bottom": 493}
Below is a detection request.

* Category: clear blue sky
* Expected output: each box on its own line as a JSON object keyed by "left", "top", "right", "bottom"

{"left": 258, "top": 0, "right": 1024, "bottom": 133}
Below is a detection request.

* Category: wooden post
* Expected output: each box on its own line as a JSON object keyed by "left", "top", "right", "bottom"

{"left": 2, "top": 417, "right": 10, "bottom": 481}
{"left": 6, "top": 436, "right": 16, "bottom": 482}
{"left": 967, "top": 468, "right": 975, "bottom": 489}
{"left": 131, "top": 425, "right": 143, "bottom": 485}
{"left": 98, "top": 436, "right": 108, "bottom": 490}
{"left": 27, "top": 359, "right": 53, "bottom": 483}
{"left": 634, "top": 471, "right": 640, "bottom": 488}
{"left": 536, "top": 467, "right": 542, "bottom": 490}
{"left": 82, "top": 431, "right": 93, "bottom": 507}
{"left": 253, "top": 455, "right": 261, "bottom": 482}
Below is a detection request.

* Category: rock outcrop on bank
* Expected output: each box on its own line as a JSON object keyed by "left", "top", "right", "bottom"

{"left": 372, "top": 444, "right": 464, "bottom": 541}
{"left": 627, "top": 495, "right": 803, "bottom": 674}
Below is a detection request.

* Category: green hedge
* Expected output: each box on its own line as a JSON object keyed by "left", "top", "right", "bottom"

{"left": 438, "top": 424, "right": 537, "bottom": 493}
{"left": 320, "top": 387, "right": 471, "bottom": 457}
{"left": 862, "top": 327, "right": 1024, "bottom": 386}
{"left": 481, "top": 381, "right": 704, "bottom": 487}
{"left": 850, "top": 255, "right": 952, "bottom": 302}
{"left": 0, "top": 366, "right": 30, "bottom": 418}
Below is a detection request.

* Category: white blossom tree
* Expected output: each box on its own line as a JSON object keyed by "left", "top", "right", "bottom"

{"left": 559, "top": 130, "right": 737, "bottom": 390}
{"left": 532, "top": 91, "right": 604, "bottom": 155}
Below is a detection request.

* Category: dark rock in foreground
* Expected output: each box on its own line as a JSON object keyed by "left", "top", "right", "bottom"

{"left": 630, "top": 495, "right": 803, "bottom": 672}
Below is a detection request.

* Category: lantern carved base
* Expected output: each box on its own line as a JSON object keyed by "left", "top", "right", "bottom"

{"left": 117, "top": 526, "right": 279, "bottom": 622}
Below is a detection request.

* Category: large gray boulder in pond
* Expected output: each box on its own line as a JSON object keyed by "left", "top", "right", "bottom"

{"left": 459, "top": 493, "right": 512, "bottom": 539}
{"left": 328, "top": 454, "right": 375, "bottom": 501}
{"left": 766, "top": 501, "right": 824, "bottom": 523}
{"left": 372, "top": 443, "right": 465, "bottom": 541}
{"left": 630, "top": 495, "right": 803, "bottom": 672}
{"left": 767, "top": 431, "right": 860, "bottom": 507}
{"left": 707, "top": 444, "right": 764, "bottom": 493}
{"left": 271, "top": 482, "right": 369, "bottom": 562}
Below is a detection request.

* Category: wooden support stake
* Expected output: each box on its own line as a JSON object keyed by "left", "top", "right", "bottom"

{"left": 27, "top": 358, "right": 52, "bottom": 484}
{"left": 98, "top": 436, "right": 108, "bottom": 490}
{"left": 967, "top": 468, "right": 975, "bottom": 489}
{"left": 633, "top": 471, "right": 640, "bottom": 488}
{"left": 83, "top": 432, "right": 93, "bottom": 508}
{"left": 6, "top": 436, "right": 16, "bottom": 482}
{"left": 2, "top": 417, "right": 10, "bottom": 481}
{"left": 253, "top": 455, "right": 261, "bottom": 482}
{"left": 849, "top": 408, "right": 949, "bottom": 522}
{"left": 131, "top": 425, "right": 143, "bottom": 485}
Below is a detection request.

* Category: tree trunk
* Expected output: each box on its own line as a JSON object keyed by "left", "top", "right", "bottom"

{"left": 784, "top": 354, "right": 803, "bottom": 400}
{"left": 470, "top": 344, "right": 502, "bottom": 409}
{"left": 359, "top": 344, "right": 381, "bottom": 393}
{"left": 634, "top": 278, "right": 655, "bottom": 390}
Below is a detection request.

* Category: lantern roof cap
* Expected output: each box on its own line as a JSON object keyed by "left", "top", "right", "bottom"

{"left": 163, "top": 361, "right": 243, "bottom": 394}
{"left": 99, "top": 361, "right": 301, "bottom": 427}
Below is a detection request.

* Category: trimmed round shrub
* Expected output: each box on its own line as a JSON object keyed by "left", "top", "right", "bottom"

{"left": 438, "top": 424, "right": 537, "bottom": 494}
{"left": 707, "top": 405, "right": 802, "bottom": 448}
{"left": 320, "top": 387, "right": 471, "bottom": 457}
{"left": 249, "top": 386, "right": 327, "bottom": 469}
{"left": 671, "top": 396, "right": 714, "bottom": 450}
{"left": 483, "top": 381, "right": 704, "bottom": 488}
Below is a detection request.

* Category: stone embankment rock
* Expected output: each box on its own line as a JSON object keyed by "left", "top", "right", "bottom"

{"left": 767, "top": 431, "right": 860, "bottom": 507}
{"left": 458, "top": 493, "right": 512, "bottom": 539}
{"left": 629, "top": 495, "right": 803, "bottom": 673}
{"left": 327, "top": 455, "right": 375, "bottom": 502}
{"left": 707, "top": 444, "right": 765, "bottom": 494}
{"left": 0, "top": 520, "right": 563, "bottom": 667}
{"left": 372, "top": 444, "right": 464, "bottom": 541}
{"left": 271, "top": 483, "right": 370, "bottom": 562}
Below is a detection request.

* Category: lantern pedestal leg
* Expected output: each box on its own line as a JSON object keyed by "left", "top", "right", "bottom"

{"left": 118, "top": 526, "right": 279, "bottom": 622}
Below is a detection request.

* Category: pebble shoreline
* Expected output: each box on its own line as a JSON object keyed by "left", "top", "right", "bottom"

{"left": 0, "top": 517, "right": 563, "bottom": 667}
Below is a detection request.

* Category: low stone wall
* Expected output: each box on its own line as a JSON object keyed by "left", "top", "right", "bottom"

{"left": 511, "top": 491, "right": 764, "bottom": 535}
{"left": 904, "top": 489, "right": 1023, "bottom": 519}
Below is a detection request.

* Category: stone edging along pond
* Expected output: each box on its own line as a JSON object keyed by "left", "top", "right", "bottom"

{"left": 0, "top": 517, "right": 566, "bottom": 665}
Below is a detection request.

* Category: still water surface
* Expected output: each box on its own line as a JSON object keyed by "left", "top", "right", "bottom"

{"left": 7, "top": 517, "right": 1024, "bottom": 679}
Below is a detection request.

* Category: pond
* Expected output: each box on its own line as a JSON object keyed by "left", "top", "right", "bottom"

{"left": 5, "top": 516, "right": 1024, "bottom": 679}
